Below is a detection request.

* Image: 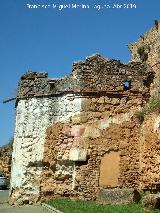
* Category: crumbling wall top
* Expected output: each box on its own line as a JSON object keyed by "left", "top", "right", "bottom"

{"left": 128, "top": 21, "right": 160, "bottom": 63}
{"left": 21, "top": 72, "right": 48, "bottom": 80}
{"left": 16, "top": 54, "right": 153, "bottom": 102}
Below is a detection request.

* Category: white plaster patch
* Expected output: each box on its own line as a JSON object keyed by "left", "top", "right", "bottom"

{"left": 99, "top": 112, "right": 134, "bottom": 130}
{"left": 154, "top": 115, "right": 160, "bottom": 132}
{"left": 10, "top": 95, "right": 82, "bottom": 200}
{"left": 69, "top": 148, "right": 87, "bottom": 161}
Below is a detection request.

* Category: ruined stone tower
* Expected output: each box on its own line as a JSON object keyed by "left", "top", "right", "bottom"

{"left": 9, "top": 21, "right": 160, "bottom": 205}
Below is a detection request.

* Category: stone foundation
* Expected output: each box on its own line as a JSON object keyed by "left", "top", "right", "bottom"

{"left": 97, "top": 188, "right": 141, "bottom": 204}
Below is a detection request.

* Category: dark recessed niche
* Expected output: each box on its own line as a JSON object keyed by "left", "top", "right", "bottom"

{"left": 123, "top": 80, "right": 131, "bottom": 90}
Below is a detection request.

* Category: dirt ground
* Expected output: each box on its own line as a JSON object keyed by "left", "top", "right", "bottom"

{"left": 0, "top": 190, "right": 47, "bottom": 213}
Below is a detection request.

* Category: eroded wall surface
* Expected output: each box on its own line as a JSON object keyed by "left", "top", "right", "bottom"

{"left": 10, "top": 95, "right": 81, "bottom": 204}
{"left": 41, "top": 94, "right": 144, "bottom": 201}
{"left": 41, "top": 106, "right": 160, "bottom": 201}
{"left": 10, "top": 53, "right": 154, "bottom": 204}
{"left": 0, "top": 144, "right": 12, "bottom": 178}
{"left": 139, "top": 113, "right": 160, "bottom": 190}
{"left": 128, "top": 21, "right": 160, "bottom": 95}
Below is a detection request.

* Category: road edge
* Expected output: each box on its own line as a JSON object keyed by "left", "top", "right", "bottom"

{"left": 41, "top": 203, "right": 63, "bottom": 213}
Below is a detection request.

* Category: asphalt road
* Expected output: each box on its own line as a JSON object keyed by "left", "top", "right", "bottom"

{"left": 0, "top": 189, "right": 9, "bottom": 204}
{"left": 0, "top": 190, "right": 47, "bottom": 213}
{"left": 0, "top": 204, "right": 47, "bottom": 213}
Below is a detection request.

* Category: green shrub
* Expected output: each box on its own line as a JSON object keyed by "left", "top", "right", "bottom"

{"left": 136, "top": 94, "right": 160, "bottom": 124}
{"left": 137, "top": 46, "right": 145, "bottom": 56}
{"left": 147, "top": 94, "right": 160, "bottom": 113}
{"left": 137, "top": 46, "right": 148, "bottom": 62}
{"left": 136, "top": 110, "right": 145, "bottom": 124}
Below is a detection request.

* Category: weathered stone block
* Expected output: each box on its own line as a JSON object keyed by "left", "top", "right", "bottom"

{"left": 71, "top": 126, "right": 85, "bottom": 137}
{"left": 83, "top": 126, "right": 100, "bottom": 139}
{"left": 142, "top": 193, "right": 160, "bottom": 210}
{"left": 97, "top": 188, "right": 140, "bottom": 204}
{"left": 69, "top": 148, "right": 87, "bottom": 161}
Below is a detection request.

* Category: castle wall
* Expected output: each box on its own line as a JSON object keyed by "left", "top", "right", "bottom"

{"left": 139, "top": 113, "right": 160, "bottom": 190}
{"left": 41, "top": 103, "right": 160, "bottom": 201}
{"left": 128, "top": 23, "right": 160, "bottom": 64}
{"left": 126, "top": 23, "right": 160, "bottom": 189}
{"left": 0, "top": 144, "right": 12, "bottom": 178}
{"left": 10, "top": 53, "right": 154, "bottom": 204}
{"left": 128, "top": 21, "right": 160, "bottom": 95}
{"left": 10, "top": 95, "right": 81, "bottom": 205}
{"left": 40, "top": 94, "right": 144, "bottom": 201}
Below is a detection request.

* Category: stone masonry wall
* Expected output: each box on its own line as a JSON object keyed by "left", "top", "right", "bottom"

{"left": 128, "top": 21, "right": 160, "bottom": 95}
{"left": 40, "top": 93, "right": 145, "bottom": 201}
{"left": 139, "top": 113, "right": 160, "bottom": 190}
{"left": 10, "top": 53, "right": 154, "bottom": 204}
{"left": 10, "top": 95, "right": 81, "bottom": 205}
{"left": 0, "top": 144, "right": 12, "bottom": 178}
{"left": 17, "top": 55, "right": 152, "bottom": 99}
{"left": 127, "top": 21, "right": 160, "bottom": 190}
{"left": 41, "top": 107, "right": 160, "bottom": 201}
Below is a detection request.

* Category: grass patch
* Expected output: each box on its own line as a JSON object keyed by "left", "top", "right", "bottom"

{"left": 45, "top": 199, "right": 160, "bottom": 213}
{"left": 136, "top": 94, "right": 160, "bottom": 124}
{"left": 146, "top": 94, "right": 160, "bottom": 113}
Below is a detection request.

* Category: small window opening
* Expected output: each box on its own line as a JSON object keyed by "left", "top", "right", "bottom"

{"left": 49, "top": 82, "right": 55, "bottom": 91}
{"left": 123, "top": 80, "right": 131, "bottom": 90}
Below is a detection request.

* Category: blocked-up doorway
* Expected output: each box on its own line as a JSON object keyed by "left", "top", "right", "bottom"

{"left": 99, "top": 151, "right": 120, "bottom": 187}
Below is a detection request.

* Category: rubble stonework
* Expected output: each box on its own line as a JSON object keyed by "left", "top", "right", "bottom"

{"left": 41, "top": 115, "right": 141, "bottom": 200}
{"left": 128, "top": 21, "right": 160, "bottom": 95}
{"left": 139, "top": 113, "right": 160, "bottom": 190}
{"left": 10, "top": 95, "right": 81, "bottom": 204}
{"left": 17, "top": 55, "right": 152, "bottom": 98}
{"left": 0, "top": 143, "right": 12, "bottom": 178}
{"left": 9, "top": 21, "right": 160, "bottom": 205}
{"left": 40, "top": 110, "right": 160, "bottom": 201}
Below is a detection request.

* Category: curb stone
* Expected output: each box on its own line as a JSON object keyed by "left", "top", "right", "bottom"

{"left": 41, "top": 203, "right": 63, "bottom": 213}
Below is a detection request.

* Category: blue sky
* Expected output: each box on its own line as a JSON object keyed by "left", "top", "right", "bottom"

{"left": 0, "top": 0, "right": 160, "bottom": 146}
